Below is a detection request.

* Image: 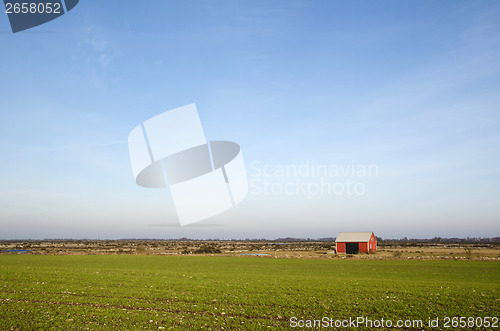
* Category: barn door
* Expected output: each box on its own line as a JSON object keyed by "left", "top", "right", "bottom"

{"left": 346, "top": 243, "right": 359, "bottom": 254}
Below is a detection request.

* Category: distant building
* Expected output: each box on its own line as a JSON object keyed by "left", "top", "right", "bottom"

{"left": 336, "top": 232, "right": 377, "bottom": 254}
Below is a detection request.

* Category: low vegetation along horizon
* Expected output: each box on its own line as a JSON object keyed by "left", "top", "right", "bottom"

{"left": 0, "top": 255, "right": 498, "bottom": 330}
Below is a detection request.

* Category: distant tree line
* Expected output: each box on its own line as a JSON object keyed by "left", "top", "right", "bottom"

{"left": 377, "top": 237, "right": 499, "bottom": 245}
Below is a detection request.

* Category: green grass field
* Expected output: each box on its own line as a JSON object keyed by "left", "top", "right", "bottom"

{"left": 0, "top": 255, "right": 498, "bottom": 330}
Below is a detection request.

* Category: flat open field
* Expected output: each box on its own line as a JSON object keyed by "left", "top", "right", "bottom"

{"left": 1, "top": 240, "right": 499, "bottom": 260}
{"left": 0, "top": 255, "right": 498, "bottom": 330}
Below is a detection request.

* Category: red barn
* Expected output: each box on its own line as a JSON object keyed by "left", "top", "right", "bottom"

{"left": 336, "top": 232, "right": 377, "bottom": 254}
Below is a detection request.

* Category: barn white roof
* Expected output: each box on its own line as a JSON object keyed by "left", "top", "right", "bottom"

{"left": 335, "top": 232, "right": 374, "bottom": 242}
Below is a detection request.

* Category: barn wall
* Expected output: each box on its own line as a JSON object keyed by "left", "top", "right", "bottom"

{"left": 337, "top": 242, "right": 345, "bottom": 253}
{"left": 359, "top": 242, "right": 368, "bottom": 253}
{"left": 369, "top": 234, "right": 377, "bottom": 253}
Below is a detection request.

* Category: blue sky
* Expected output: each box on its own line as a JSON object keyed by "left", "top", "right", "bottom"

{"left": 0, "top": 0, "right": 499, "bottom": 239}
